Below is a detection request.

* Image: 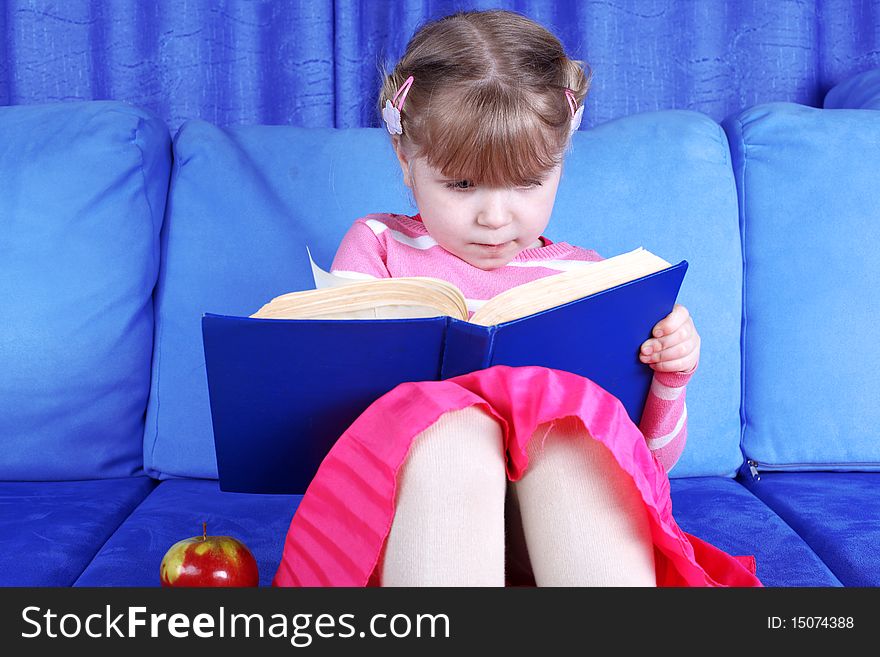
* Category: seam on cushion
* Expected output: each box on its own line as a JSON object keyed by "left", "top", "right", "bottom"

{"left": 107, "top": 108, "right": 164, "bottom": 235}
{"left": 735, "top": 114, "right": 749, "bottom": 469}
{"left": 146, "top": 125, "right": 192, "bottom": 478}
{"left": 71, "top": 478, "right": 159, "bottom": 587}
{"left": 147, "top": 129, "right": 195, "bottom": 477}
{"left": 710, "top": 115, "right": 731, "bottom": 170}
{"left": 131, "top": 111, "right": 166, "bottom": 478}
{"left": 131, "top": 116, "right": 160, "bottom": 235}
{"left": 146, "top": 299, "right": 164, "bottom": 478}
{"left": 732, "top": 475, "right": 844, "bottom": 586}
{"left": 146, "top": 126, "right": 208, "bottom": 478}
{"left": 705, "top": 114, "right": 738, "bottom": 478}
{"left": 108, "top": 107, "right": 169, "bottom": 479}
{"left": 144, "top": 141, "right": 185, "bottom": 478}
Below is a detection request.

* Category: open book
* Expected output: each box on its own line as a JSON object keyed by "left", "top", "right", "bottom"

{"left": 202, "top": 247, "right": 688, "bottom": 494}
{"left": 249, "top": 247, "right": 673, "bottom": 326}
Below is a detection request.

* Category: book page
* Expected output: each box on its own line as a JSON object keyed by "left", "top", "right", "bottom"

{"left": 469, "top": 247, "right": 672, "bottom": 326}
{"left": 308, "top": 246, "right": 376, "bottom": 290}
{"left": 251, "top": 252, "right": 470, "bottom": 320}
{"left": 299, "top": 246, "right": 466, "bottom": 319}
{"left": 261, "top": 304, "right": 457, "bottom": 320}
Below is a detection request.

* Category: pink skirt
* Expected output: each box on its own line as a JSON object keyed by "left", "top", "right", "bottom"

{"left": 273, "top": 365, "right": 761, "bottom": 587}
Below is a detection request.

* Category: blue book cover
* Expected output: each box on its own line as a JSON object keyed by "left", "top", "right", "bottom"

{"left": 202, "top": 259, "right": 687, "bottom": 494}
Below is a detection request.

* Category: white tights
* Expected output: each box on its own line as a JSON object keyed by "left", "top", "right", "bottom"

{"left": 380, "top": 406, "right": 656, "bottom": 586}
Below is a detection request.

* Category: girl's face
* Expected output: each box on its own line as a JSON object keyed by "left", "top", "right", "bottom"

{"left": 393, "top": 142, "right": 563, "bottom": 271}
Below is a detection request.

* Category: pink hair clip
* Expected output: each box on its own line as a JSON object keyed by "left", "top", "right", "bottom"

{"left": 382, "top": 75, "right": 414, "bottom": 135}
{"left": 565, "top": 89, "right": 584, "bottom": 134}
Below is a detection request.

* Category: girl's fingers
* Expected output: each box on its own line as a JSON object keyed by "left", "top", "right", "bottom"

{"left": 640, "top": 338, "right": 696, "bottom": 364}
{"left": 648, "top": 354, "right": 697, "bottom": 373}
{"left": 640, "top": 307, "right": 700, "bottom": 372}
{"left": 641, "top": 318, "right": 694, "bottom": 356}
{"left": 652, "top": 304, "right": 690, "bottom": 339}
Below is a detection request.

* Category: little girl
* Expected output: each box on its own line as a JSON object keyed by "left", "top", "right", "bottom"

{"left": 274, "top": 9, "right": 761, "bottom": 587}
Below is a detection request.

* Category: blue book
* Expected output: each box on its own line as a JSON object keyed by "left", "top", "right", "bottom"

{"left": 202, "top": 248, "right": 688, "bottom": 493}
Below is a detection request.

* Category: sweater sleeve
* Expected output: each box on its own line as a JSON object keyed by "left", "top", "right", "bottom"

{"left": 330, "top": 219, "right": 392, "bottom": 279}
{"left": 639, "top": 366, "right": 696, "bottom": 473}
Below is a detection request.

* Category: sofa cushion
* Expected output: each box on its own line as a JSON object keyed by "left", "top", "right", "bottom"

{"left": 75, "top": 479, "right": 301, "bottom": 586}
{"left": 144, "top": 124, "right": 411, "bottom": 480}
{"left": 0, "top": 477, "right": 156, "bottom": 585}
{"left": 147, "top": 112, "right": 744, "bottom": 480}
{"left": 0, "top": 100, "right": 170, "bottom": 479}
{"left": 724, "top": 103, "right": 880, "bottom": 472}
{"left": 739, "top": 472, "right": 880, "bottom": 586}
{"left": 75, "top": 477, "right": 840, "bottom": 588}
{"left": 670, "top": 477, "right": 841, "bottom": 586}
{"left": 824, "top": 68, "right": 880, "bottom": 109}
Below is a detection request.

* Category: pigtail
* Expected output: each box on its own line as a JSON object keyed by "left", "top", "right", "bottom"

{"left": 378, "top": 64, "right": 399, "bottom": 113}
{"left": 562, "top": 58, "right": 592, "bottom": 109}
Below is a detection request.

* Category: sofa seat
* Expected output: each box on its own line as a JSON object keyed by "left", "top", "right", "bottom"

{"left": 670, "top": 477, "right": 841, "bottom": 586}
{"left": 74, "top": 477, "right": 841, "bottom": 587}
{"left": 74, "top": 479, "right": 302, "bottom": 587}
{"left": 0, "top": 477, "right": 157, "bottom": 586}
{"left": 739, "top": 473, "right": 880, "bottom": 586}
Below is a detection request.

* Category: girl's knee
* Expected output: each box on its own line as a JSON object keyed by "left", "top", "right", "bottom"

{"left": 402, "top": 405, "right": 506, "bottom": 493}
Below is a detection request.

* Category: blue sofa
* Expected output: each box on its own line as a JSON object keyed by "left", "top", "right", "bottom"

{"left": 2, "top": 68, "right": 879, "bottom": 588}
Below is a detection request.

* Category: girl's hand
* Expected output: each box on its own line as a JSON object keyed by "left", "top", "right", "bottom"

{"left": 639, "top": 304, "right": 700, "bottom": 374}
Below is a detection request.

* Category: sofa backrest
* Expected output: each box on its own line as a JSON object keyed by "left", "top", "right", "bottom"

{"left": 146, "top": 110, "right": 745, "bottom": 481}
{"left": 724, "top": 101, "right": 880, "bottom": 472}
{"left": 0, "top": 101, "right": 170, "bottom": 479}
{"left": 143, "top": 123, "right": 411, "bottom": 480}
{"left": 823, "top": 69, "right": 880, "bottom": 110}
{"left": 553, "top": 111, "right": 745, "bottom": 477}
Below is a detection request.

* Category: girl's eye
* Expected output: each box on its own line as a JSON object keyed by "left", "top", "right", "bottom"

{"left": 443, "top": 179, "right": 542, "bottom": 190}
{"left": 446, "top": 180, "right": 475, "bottom": 190}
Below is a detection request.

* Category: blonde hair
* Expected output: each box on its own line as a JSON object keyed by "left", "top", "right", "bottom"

{"left": 379, "top": 9, "right": 591, "bottom": 187}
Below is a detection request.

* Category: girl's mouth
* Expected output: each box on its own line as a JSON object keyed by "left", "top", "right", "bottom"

{"left": 474, "top": 241, "right": 512, "bottom": 252}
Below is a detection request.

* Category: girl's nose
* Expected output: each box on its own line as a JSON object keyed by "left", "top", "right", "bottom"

{"left": 476, "top": 196, "right": 513, "bottom": 229}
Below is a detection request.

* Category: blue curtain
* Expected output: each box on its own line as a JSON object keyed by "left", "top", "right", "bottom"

{"left": 1, "top": 0, "right": 878, "bottom": 134}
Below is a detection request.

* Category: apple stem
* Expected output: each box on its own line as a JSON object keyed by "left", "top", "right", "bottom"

{"left": 202, "top": 522, "right": 207, "bottom": 541}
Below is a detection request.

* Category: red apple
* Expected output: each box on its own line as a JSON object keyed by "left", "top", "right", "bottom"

{"left": 160, "top": 522, "right": 259, "bottom": 587}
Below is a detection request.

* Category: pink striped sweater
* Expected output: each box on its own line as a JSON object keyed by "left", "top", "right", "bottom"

{"left": 331, "top": 213, "right": 693, "bottom": 472}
